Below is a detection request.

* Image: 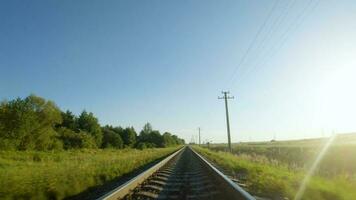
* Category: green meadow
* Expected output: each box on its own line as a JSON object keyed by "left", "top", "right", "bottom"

{"left": 0, "top": 147, "right": 179, "bottom": 200}
{"left": 194, "top": 134, "right": 356, "bottom": 200}
{"left": 210, "top": 133, "right": 356, "bottom": 177}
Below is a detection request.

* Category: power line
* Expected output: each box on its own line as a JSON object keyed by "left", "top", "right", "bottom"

{"left": 231, "top": 0, "right": 297, "bottom": 87}
{"left": 246, "top": 0, "right": 297, "bottom": 70}
{"left": 218, "top": 91, "right": 234, "bottom": 152}
{"left": 232, "top": 0, "right": 320, "bottom": 88}
{"left": 268, "top": 0, "right": 320, "bottom": 58}
{"left": 257, "top": 0, "right": 297, "bottom": 52}
{"left": 227, "top": 0, "right": 280, "bottom": 88}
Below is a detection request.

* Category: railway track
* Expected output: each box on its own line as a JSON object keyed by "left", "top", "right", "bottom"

{"left": 98, "top": 146, "right": 255, "bottom": 200}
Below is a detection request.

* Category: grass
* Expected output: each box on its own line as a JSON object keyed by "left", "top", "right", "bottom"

{"left": 0, "top": 147, "right": 180, "bottom": 200}
{"left": 210, "top": 133, "right": 356, "bottom": 177}
{"left": 193, "top": 146, "right": 356, "bottom": 200}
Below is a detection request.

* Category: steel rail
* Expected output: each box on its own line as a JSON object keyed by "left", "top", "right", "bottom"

{"left": 97, "top": 145, "right": 255, "bottom": 200}
{"left": 190, "top": 147, "right": 256, "bottom": 200}
{"left": 97, "top": 146, "right": 185, "bottom": 200}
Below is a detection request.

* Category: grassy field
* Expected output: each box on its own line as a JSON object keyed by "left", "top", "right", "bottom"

{"left": 0, "top": 147, "right": 180, "bottom": 200}
{"left": 210, "top": 133, "right": 356, "bottom": 177}
{"left": 193, "top": 146, "right": 356, "bottom": 200}
{"left": 195, "top": 133, "right": 356, "bottom": 199}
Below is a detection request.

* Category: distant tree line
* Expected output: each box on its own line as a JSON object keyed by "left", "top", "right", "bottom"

{"left": 0, "top": 95, "right": 185, "bottom": 150}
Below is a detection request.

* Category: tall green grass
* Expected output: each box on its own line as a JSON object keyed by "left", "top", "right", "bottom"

{"left": 0, "top": 147, "right": 180, "bottom": 200}
{"left": 193, "top": 146, "right": 356, "bottom": 200}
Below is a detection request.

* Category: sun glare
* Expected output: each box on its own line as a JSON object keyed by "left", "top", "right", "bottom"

{"left": 294, "top": 134, "right": 337, "bottom": 200}
{"left": 314, "top": 66, "right": 356, "bottom": 132}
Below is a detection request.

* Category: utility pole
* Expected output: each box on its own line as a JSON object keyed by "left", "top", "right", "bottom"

{"left": 198, "top": 127, "right": 201, "bottom": 146}
{"left": 219, "top": 91, "right": 234, "bottom": 153}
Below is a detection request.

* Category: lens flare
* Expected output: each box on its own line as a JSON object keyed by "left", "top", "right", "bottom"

{"left": 294, "top": 134, "right": 336, "bottom": 200}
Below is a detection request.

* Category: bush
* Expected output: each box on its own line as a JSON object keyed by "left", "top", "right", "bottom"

{"left": 121, "top": 127, "right": 137, "bottom": 147}
{"left": 0, "top": 95, "right": 62, "bottom": 150}
{"left": 137, "top": 123, "right": 184, "bottom": 148}
{"left": 136, "top": 142, "right": 147, "bottom": 150}
{"left": 136, "top": 142, "right": 156, "bottom": 149}
{"left": 77, "top": 111, "right": 103, "bottom": 147}
{"left": 101, "top": 127, "right": 123, "bottom": 149}
{"left": 57, "top": 127, "right": 96, "bottom": 149}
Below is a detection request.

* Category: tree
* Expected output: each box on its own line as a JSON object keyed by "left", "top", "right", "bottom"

{"left": 136, "top": 123, "right": 186, "bottom": 148}
{"left": 121, "top": 127, "right": 137, "bottom": 147}
{"left": 57, "top": 127, "right": 96, "bottom": 149}
{"left": 146, "top": 130, "right": 164, "bottom": 147}
{"left": 77, "top": 111, "right": 102, "bottom": 147}
{"left": 0, "top": 96, "right": 186, "bottom": 151}
{"left": 0, "top": 95, "right": 62, "bottom": 150}
{"left": 138, "top": 123, "right": 152, "bottom": 144}
{"left": 163, "top": 132, "right": 175, "bottom": 147}
{"left": 142, "top": 123, "right": 152, "bottom": 134}
{"left": 101, "top": 127, "right": 123, "bottom": 149}
{"left": 60, "top": 110, "right": 77, "bottom": 131}
{"left": 172, "top": 135, "right": 185, "bottom": 145}
{"left": 111, "top": 126, "right": 124, "bottom": 135}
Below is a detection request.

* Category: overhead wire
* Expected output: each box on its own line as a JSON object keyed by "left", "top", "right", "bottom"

{"left": 226, "top": 0, "right": 280, "bottom": 89}
{"left": 231, "top": 0, "right": 321, "bottom": 89}
{"left": 266, "top": 0, "right": 321, "bottom": 61}
{"left": 232, "top": 0, "right": 297, "bottom": 86}
{"left": 250, "top": 0, "right": 297, "bottom": 64}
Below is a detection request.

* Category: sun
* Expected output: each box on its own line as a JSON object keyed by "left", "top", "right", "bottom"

{"left": 314, "top": 66, "right": 356, "bottom": 132}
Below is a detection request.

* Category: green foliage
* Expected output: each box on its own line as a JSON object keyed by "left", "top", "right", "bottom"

{"left": 211, "top": 135, "right": 356, "bottom": 178}
{"left": 0, "top": 147, "right": 180, "bottom": 200}
{"left": 137, "top": 123, "right": 184, "bottom": 148}
{"left": 148, "top": 130, "right": 165, "bottom": 147}
{"left": 193, "top": 146, "right": 356, "bottom": 200}
{"left": 60, "top": 110, "right": 77, "bottom": 131}
{"left": 136, "top": 142, "right": 157, "bottom": 149}
{"left": 0, "top": 95, "right": 62, "bottom": 150}
{"left": 142, "top": 122, "right": 153, "bottom": 134}
{"left": 163, "top": 132, "right": 176, "bottom": 146}
{"left": 121, "top": 127, "right": 137, "bottom": 147}
{"left": 77, "top": 111, "right": 102, "bottom": 147}
{"left": 138, "top": 123, "right": 151, "bottom": 143}
{"left": 0, "top": 95, "right": 185, "bottom": 151}
{"left": 136, "top": 142, "right": 147, "bottom": 149}
{"left": 57, "top": 127, "right": 97, "bottom": 149}
{"left": 167, "top": 133, "right": 185, "bottom": 146}
{"left": 101, "top": 126, "right": 123, "bottom": 149}
{"left": 111, "top": 126, "right": 124, "bottom": 134}
{"left": 0, "top": 95, "right": 186, "bottom": 200}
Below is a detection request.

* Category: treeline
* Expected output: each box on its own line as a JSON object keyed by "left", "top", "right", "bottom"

{"left": 0, "top": 95, "right": 184, "bottom": 150}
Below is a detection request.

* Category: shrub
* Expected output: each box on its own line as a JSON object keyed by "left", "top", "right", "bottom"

{"left": 101, "top": 127, "right": 123, "bottom": 149}
{"left": 0, "top": 95, "right": 62, "bottom": 150}
{"left": 57, "top": 127, "right": 96, "bottom": 149}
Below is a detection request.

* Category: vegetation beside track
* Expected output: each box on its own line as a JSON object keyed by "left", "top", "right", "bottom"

{"left": 0, "top": 147, "right": 180, "bottom": 200}
{"left": 0, "top": 94, "right": 184, "bottom": 151}
{"left": 193, "top": 146, "right": 356, "bottom": 200}
{"left": 209, "top": 133, "right": 356, "bottom": 178}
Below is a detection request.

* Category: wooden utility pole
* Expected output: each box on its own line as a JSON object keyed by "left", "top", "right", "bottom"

{"left": 219, "top": 91, "right": 234, "bottom": 152}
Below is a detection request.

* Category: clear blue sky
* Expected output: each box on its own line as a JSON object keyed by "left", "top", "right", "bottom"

{"left": 1, "top": 0, "right": 356, "bottom": 143}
